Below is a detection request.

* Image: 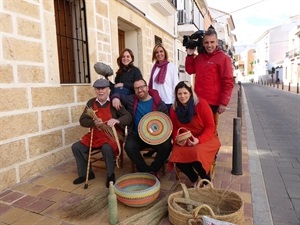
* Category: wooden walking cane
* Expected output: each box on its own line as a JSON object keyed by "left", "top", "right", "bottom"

{"left": 84, "top": 128, "right": 94, "bottom": 189}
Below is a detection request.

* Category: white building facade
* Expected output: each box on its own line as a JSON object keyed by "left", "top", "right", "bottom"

{"left": 253, "top": 16, "right": 300, "bottom": 84}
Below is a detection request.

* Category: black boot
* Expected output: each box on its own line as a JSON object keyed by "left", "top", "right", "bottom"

{"left": 106, "top": 173, "right": 115, "bottom": 188}
{"left": 73, "top": 172, "right": 95, "bottom": 185}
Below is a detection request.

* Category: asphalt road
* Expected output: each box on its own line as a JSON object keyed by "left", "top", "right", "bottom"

{"left": 243, "top": 83, "right": 300, "bottom": 225}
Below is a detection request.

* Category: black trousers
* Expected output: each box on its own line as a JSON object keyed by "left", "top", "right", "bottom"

{"left": 176, "top": 161, "right": 210, "bottom": 183}
{"left": 125, "top": 133, "right": 172, "bottom": 173}
{"left": 72, "top": 141, "right": 115, "bottom": 177}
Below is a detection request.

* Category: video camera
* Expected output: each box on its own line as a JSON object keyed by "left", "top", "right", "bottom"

{"left": 183, "top": 30, "right": 205, "bottom": 53}
{"left": 183, "top": 25, "right": 215, "bottom": 53}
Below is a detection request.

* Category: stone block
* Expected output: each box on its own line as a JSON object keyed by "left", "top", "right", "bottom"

{"left": 64, "top": 125, "right": 87, "bottom": 146}
{"left": 0, "top": 191, "right": 25, "bottom": 204}
{"left": 0, "top": 168, "right": 17, "bottom": 192}
{"left": 19, "top": 148, "right": 72, "bottom": 182}
{"left": 3, "top": 37, "right": 43, "bottom": 62}
{"left": 85, "top": 1, "right": 95, "bottom": 28}
{"left": 12, "top": 211, "right": 44, "bottom": 224}
{"left": 3, "top": 0, "right": 39, "bottom": 19}
{"left": 0, "top": 207, "right": 28, "bottom": 224}
{"left": 41, "top": 107, "right": 69, "bottom": 130}
{"left": 102, "top": 33, "right": 110, "bottom": 43}
{"left": 96, "top": 0, "right": 108, "bottom": 17}
{"left": 71, "top": 105, "right": 85, "bottom": 123}
{"left": 28, "top": 130, "right": 63, "bottom": 157}
{"left": 17, "top": 65, "right": 45, "bottom": 83}
{"left": 0, "top": 140, "right": 26, "bottom": 168}
{"left": 0, "top": 64, "right": 13, "bottom": 83}
{"left": 0, "top": 113, "right": 38, "bottom": 141}
{"left": 0, "top": 88, "right": 28, "bottom": 112}
{"left": 44, "top": 13, "right": 60, "bottom": 85}
{"left": 96, "top": 16, "right": 103, "bottom": 31}
{"left": 43, "top": 0, "right": 54, "bottom": 12}
{"left": 0, "top": 13, "right": 12, "bottom": 33}
{"left": 32, "top": 86, "right": 74, "bottom": 107}
{"left": 76, "top": 85, "right": 94, "bottom": 102}
{"left": 17, "top": 18, "right": 41, "bottom": 39}
{"left": 103, "top": 43, "right": 111, "bottom": 53}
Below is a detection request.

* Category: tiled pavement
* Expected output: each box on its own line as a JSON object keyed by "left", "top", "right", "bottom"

{"left": 0, "top": 84, "right": 252, "bottom": 225}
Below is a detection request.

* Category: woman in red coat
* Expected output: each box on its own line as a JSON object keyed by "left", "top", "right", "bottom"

{"left": 169, "top": 81, "right": 221, "bottom": 186}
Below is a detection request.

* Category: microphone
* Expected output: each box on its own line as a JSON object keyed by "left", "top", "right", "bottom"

{"left": 94, "top": 62, "right": 114, "bottom": 77}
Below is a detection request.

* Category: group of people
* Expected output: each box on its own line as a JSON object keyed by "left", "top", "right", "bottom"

{"left": 71, "top": 28, "right": 234, "bottom": 188}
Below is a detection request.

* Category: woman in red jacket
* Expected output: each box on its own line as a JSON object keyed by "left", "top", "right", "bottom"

{"left": 168, "top": 81, "right": 221, "bottom": 186}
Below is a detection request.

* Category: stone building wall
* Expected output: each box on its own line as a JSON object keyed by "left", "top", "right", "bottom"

{"left": 0, "top": 0, "right": 176, "bottom": 192}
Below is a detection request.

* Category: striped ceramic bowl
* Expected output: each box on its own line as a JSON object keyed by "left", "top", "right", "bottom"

{"left": 114, "top": 172, "right": 160, "bottom": 207}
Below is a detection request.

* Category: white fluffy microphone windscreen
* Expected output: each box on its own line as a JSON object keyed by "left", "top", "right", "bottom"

{"left": 94, "top": 62, "right": 113, "bottom": 77}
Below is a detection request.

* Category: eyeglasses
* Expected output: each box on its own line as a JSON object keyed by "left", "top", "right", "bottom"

{"left": 134, "top": 85, "right": 147, "bottom": 91}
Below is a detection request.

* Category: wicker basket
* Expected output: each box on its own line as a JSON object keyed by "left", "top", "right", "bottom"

{"left": 168, "top": 180, "right": 244, "bottom": 225}
{"left": 114, "top": 173, "right": 160, "bottom": 207}
{"left": 175, "top": 127, "right": 192, "bottom": 146}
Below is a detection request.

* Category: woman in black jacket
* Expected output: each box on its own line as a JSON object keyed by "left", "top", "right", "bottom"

{"left": 114, "top": 48, "right": 143, "bottom": 95}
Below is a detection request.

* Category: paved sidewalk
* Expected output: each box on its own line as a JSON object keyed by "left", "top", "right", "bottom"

{"left": 0, "top": 84, "right": 253, "bottom": 225}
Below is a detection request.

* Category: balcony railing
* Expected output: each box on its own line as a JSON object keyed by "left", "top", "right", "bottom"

{"left": 177, "top": 1, "right": 203, "bottom": 29}
{"left": 168, "top": 0, "right": 176, "bottom": 7}
{"left": 286, "top": 47, "right": 300, "bottom": 58}
{"left": 178, "top": 10, "right": 187, "bottom": 24}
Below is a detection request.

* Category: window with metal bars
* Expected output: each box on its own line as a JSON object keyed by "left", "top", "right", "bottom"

{"left": 54, "top": 0, "right": 90, "bottom": 84}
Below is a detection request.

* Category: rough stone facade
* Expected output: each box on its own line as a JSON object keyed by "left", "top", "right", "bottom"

{"left": 0, "top": 0, "right": 177, "bottom": 191}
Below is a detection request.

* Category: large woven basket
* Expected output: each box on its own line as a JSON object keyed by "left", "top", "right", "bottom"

{"left": 114, "top": 172, "right": 160, "bottom": 207}
{"left": 168, "top": 180, "right": 244, "bottom": 225}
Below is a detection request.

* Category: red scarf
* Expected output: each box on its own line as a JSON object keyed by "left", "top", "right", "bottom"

{"left": 149, "top": 60, "right": 169, "bottom": 89}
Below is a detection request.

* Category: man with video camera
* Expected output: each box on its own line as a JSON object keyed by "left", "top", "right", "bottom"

{"left": 185, "top": 27, "right": 234, "bottom": 121}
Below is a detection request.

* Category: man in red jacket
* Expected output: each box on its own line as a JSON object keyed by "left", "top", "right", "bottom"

{"left": 185, "top": 28, "right": 234, "bottom": 116}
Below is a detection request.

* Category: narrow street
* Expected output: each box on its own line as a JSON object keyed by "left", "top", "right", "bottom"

{"left": 243, "top": 83, "right": 300, "bottom": 225}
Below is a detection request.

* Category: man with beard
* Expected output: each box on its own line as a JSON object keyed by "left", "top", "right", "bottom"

{"left": 112, "top": 78, "right": 172, "bottom": 179}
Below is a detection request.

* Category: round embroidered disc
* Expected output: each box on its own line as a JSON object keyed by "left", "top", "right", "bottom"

{"left": 138, "top": 111, "right": 172, "bottom": 145}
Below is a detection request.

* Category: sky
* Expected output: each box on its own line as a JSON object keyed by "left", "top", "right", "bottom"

{"left": 207, "top": 0, "right": 300, "bottom": 47}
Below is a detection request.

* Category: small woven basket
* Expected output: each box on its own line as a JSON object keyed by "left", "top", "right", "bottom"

{"left": 168, "top": 180, "right": 244, "bottom": 225}
{"left": 175, "top": 127, "right": 192, "bottom": 146}
{"left": 114, "top": 173, "right": 160, "bottom": 207}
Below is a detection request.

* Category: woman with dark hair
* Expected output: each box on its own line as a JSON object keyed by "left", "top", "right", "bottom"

{"left": 114, "top": 48, "right": 143, "bottom": 95}
{"left": 168, "top": 81, "right": 221, "bottom": 186}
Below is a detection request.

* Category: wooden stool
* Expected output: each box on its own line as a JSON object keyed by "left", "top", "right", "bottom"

{"left": 90, "top": 126, "right": 127, "bottom": 170}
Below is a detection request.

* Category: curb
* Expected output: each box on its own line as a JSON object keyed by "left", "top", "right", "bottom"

{"left": 242, "top": 86, "right": 274, "bottom": 225}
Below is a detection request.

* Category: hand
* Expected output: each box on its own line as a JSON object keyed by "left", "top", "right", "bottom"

{"left": 94, "top": 118, "right": 103, "bottom": 129}
{"left": 218, "top": 105, "right": 226, "bottom": 114}
{"left": 187, "top": 136, "right": 199, "bottom": 146}
{"left": 175, "top": 137, "right": 187, "bottom": 146}
{"left": 112, "top": 98, "right": 122, "bottom": 110}
{"left": 106, "top": 118, "right": 120, "bottom": 127}
{"left": 114, "top": 83, "right": 123, "bottom": 88}
{"left": 186, "top": 48, "right": 195, "bottom": 55}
